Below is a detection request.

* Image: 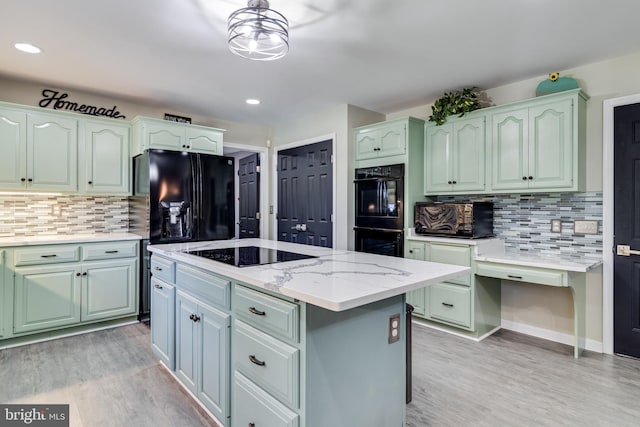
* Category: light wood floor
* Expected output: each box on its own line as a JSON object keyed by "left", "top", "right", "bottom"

{"left": 1, "top": 322, "right": 638, "bottom": 426}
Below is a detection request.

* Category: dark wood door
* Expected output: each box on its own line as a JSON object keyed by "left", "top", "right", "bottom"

{"left": 277, "top": 139, "right": 333, "bottom": 247}
{"left": 613, "top": 103, "right": 640, "bottom": 358}
{"left": 238, "top": 153, "right": 260, "bottom": 238}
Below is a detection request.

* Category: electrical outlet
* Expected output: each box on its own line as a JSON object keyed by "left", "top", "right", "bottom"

{"left": 550, "top": 219, "right": 561, "bottom": 233}
{"left": 574, "top": 220, "right": 599, "bottom": 235}
{"left": 388, "top": 313, "right": 400, "bottom": 344}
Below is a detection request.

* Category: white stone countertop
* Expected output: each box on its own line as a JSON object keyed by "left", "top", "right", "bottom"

{"left": 148, "top": 238, "right": 470, "bottom": 312}
{"left": 474, "top": 251, "right": 602, "bottom": 273}
{"left": 0, "top": 232, "right": 143, "bottom": 247}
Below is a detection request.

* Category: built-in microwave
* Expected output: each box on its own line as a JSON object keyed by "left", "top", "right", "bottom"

{"left": 414, "top": 202, "right": 494, "bottom": 238}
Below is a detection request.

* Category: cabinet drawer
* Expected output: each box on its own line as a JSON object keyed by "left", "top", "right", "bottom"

{"left": 14, "top": 245, "right": 81, "bottom": 266}
{"left": 234, "top": 284, "right": 299, "bottom": 343}
{"left": 82, "top": 241, "right": 138, "bottom": 261}
{"left": 475, "top": 262, "right": 568, "bottom": 287}
{"left": 176, "top": 264, "right": 230, "bottom": 310}
{"left": 150, "top": 255, "right": 175, "bottom": 284}
{"left": 234, "top": 320, "right": 299, "bottom": 409}
{"left": 233, "top": 371, "right": 299, "bottom": 427}
{"left": 429, "top": 244, "right": 471, "bottom": 286}
{"left": 429, "top": 283, "right": 471, "bottom": 328}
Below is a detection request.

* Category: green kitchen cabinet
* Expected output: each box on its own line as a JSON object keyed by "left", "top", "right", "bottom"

{"left": 490, "top": 89, "right": 587, "bottom": 193}
{"left": 354, "top": 120, "right": 406, "bottom": 161}
{"left": 0, "top": 107, "right": 78, "bottom": 192}
{"left": 132, "top": 116, "right": 224, "bottom": 156}
{"left": 81, "top": 120, "right": 131, "bottom": 195}
{"left": 424, "top": 115, "right": 486, "bottom": 194}
{"left": 13, "top": 264, "right": 82, "bottom": 334}
{"left": 175, "top": 289, "right": 230, "bottom": 425}
{"left": 151, "top": 277, "right": 175, "bottom": 369}
{"left": 81, "top": 258, "right": 137, "bottom": 322}
{"left": 405, "top": 241, "right": 428, "bottom": 316}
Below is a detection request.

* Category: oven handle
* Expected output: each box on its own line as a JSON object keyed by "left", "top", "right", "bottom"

{"left": 353, "top": 177, "right": 403, "bottom": 183}
{"left": 353, "top": 226, "right": 404, "bottom": 233}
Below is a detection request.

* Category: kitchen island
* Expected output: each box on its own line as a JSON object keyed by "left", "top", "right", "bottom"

{"left": 148, "top": 238, "right": 469, "bottom": 427}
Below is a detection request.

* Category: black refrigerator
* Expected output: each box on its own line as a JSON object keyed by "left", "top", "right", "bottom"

{"left": 131, "top": 149, "right": 235, "bottom": 320}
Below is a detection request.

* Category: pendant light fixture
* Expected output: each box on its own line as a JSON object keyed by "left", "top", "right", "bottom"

{"left": 227, "top": 0, "right": 289, "bottom": 61}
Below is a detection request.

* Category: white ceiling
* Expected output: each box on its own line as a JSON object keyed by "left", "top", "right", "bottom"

{"left": 2, "top": 0, "right": 640, "bottom": 126}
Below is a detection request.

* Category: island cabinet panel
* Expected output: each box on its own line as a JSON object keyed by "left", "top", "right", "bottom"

{"left": 150, "top": 277, "right": 175, "bottom": 369}
{"left": 175, "top": 289, "right": 230, "bottom": 425}
{"left": 81, "top": 120, "right": 131, "bottom": 195}
{"left": 13, "top": 264, "right": 82, "bottom": 334}
{"left": 233, "top": 371, "right": 299, "bottom": 427}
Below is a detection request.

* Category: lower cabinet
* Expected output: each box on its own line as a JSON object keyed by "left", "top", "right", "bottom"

{"left": 3, "top": 240, "right": 139, "bottom": 340}
{"left": 233, "top": 371, "right": 299, "bottom": 427}
{"left": 13, "top": 264, "right": 82, "bottom": 334}
{"left": 405, "top": 238, "right": 501, "bottom": 338}
{"left": 150, "top": 277, "right": 175, "bottom": 369}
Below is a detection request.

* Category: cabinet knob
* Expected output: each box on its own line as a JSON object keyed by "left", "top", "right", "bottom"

{"left": 76, "top": 272, "right": 81, "bottom": 277}
{"left": 20, "top": 178, "right": 26, "bottom": 182}
{"left": 249, "top": 423, "right": 255, "bottom": 427}
{"left": 248, "top": 355, "right": 266, "bottom": 367}
{"left": 522, "top": 176, "right": 527, "bottom": 181}
{"left": 189, "top": 314, "right": 201, "bottom": 322}
{"left": 82, "top": 272, "right": 87, "bottom": 276}
{"left": 27, "top": 178, "right": 33, "bottom": 182}
{"left": 409, "top": 250, "right": 413, "bottom": 254}
{"left": 88, "top": 181, "right": 93, "bottom": 185}
{"left": 182, "top": 145, "right": 187, "bottom": 148}
{"left": 452, "top": 180, "right": 457, "bottom": 184}
{"left": 528, "top": 176, "right": 533, "bottom": 180}
{"left": 447, "top": 180, "right": 452, "bottom": 185}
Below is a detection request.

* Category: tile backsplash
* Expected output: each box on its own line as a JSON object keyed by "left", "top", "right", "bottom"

{"left": 0, "top": 195, "right": 129, "bottom": 237}
{"left": 436, "top": 192, "right": 603, "bottom": 261}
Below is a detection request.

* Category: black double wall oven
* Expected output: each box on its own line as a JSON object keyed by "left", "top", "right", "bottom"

{"left": 354, "top": 163, "right": 404, "bottom": 257}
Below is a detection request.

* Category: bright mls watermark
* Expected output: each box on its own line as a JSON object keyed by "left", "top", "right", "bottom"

{"left": 0, "top": 405, "right": 69, "bottom": 427}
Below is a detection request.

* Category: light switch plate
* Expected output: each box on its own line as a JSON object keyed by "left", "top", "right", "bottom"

{"left": 550, "top": 219, "right": 561, "bottom": 233}
{"left": 574, "top": 220, "right": 599, "bottom": 234}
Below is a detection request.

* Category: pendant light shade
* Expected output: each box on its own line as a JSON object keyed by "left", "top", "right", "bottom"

{"left": 228, "top": 0, "right": 289, "bottom": 61}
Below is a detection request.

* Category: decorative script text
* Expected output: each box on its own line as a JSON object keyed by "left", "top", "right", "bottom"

{"left": 39, "top": 89, "right": 126, "bottom": 119}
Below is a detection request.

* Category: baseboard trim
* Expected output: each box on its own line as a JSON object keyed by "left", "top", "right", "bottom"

{"left": 411, "top": 319, "right": 500, "bottom": 342}
{"left": 501, "top": 319, "right": 603, "bottom": 353}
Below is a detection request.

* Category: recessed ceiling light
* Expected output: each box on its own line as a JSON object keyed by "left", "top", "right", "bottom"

{"left": 246, "top": 99, "right": 260, "bottom": 105}
{"left": 14, "top": 43, "right": 41, "bottom": 54}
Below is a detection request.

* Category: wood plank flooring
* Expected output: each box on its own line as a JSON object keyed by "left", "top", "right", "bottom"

{"left": 407, "top": 323, "right": 640, "bottom": 427}
{"left": 1, "top": 322, "right": 639, "bottom": 426}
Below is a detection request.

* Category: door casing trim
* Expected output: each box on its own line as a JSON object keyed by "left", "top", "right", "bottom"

{"left": 602, "top": 92, "right": 640, "bottom": 354}
{"left": 271, "top": 133, "right": 337, "bottom": 246}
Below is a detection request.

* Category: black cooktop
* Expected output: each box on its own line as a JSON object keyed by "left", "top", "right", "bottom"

{"left": 185, "top": 246, "right": 317, "bottom": 267}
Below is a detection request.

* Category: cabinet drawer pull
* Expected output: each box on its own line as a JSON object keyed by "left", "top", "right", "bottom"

{"left": 441, "top": 302, "right": 454, "bottom": 308}
{"left": 154, "top": 266, "right": 163, "bottom": 271}
{"left": 507, "top": 275, "right": 523, "bottom": 279}
{"left": 105, "top": 250, "right": 119, "bottom": 254}
{"left": 248, "top": 306, "right": 266, "bottom": 316}
{"left": 154, "top": 284, "right": 163, "bottom": 290}
{"left": 249, "top": 355, "right": 266, "bottom": 366}
{"left": 40, "top": 254, "right": 57, "bottom": 258}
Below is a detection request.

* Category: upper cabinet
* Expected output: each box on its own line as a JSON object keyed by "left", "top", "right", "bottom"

{"left": 132, "top": 117, "right": 224, "bottom": 156}
{"left": 0, "top": 107, "right": 78, "bottom": 192}
{"left": 80, "top": 120, "right": 131, "bottom": 195}
{"left": 490, "top": 93, "right": 583, "bottom": 192}
{"left": 354, "top": 121, "right": 406, "bottom": 161}
{"left": 424, "top": 115, "right": 486, "bottom": 195}
{"left": 422, "top": 89, "right": 587, "bottom": 196}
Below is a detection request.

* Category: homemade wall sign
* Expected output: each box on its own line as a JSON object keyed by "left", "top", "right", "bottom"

{"left": 38, "top": 89, "right": 127, "bottom": 119}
